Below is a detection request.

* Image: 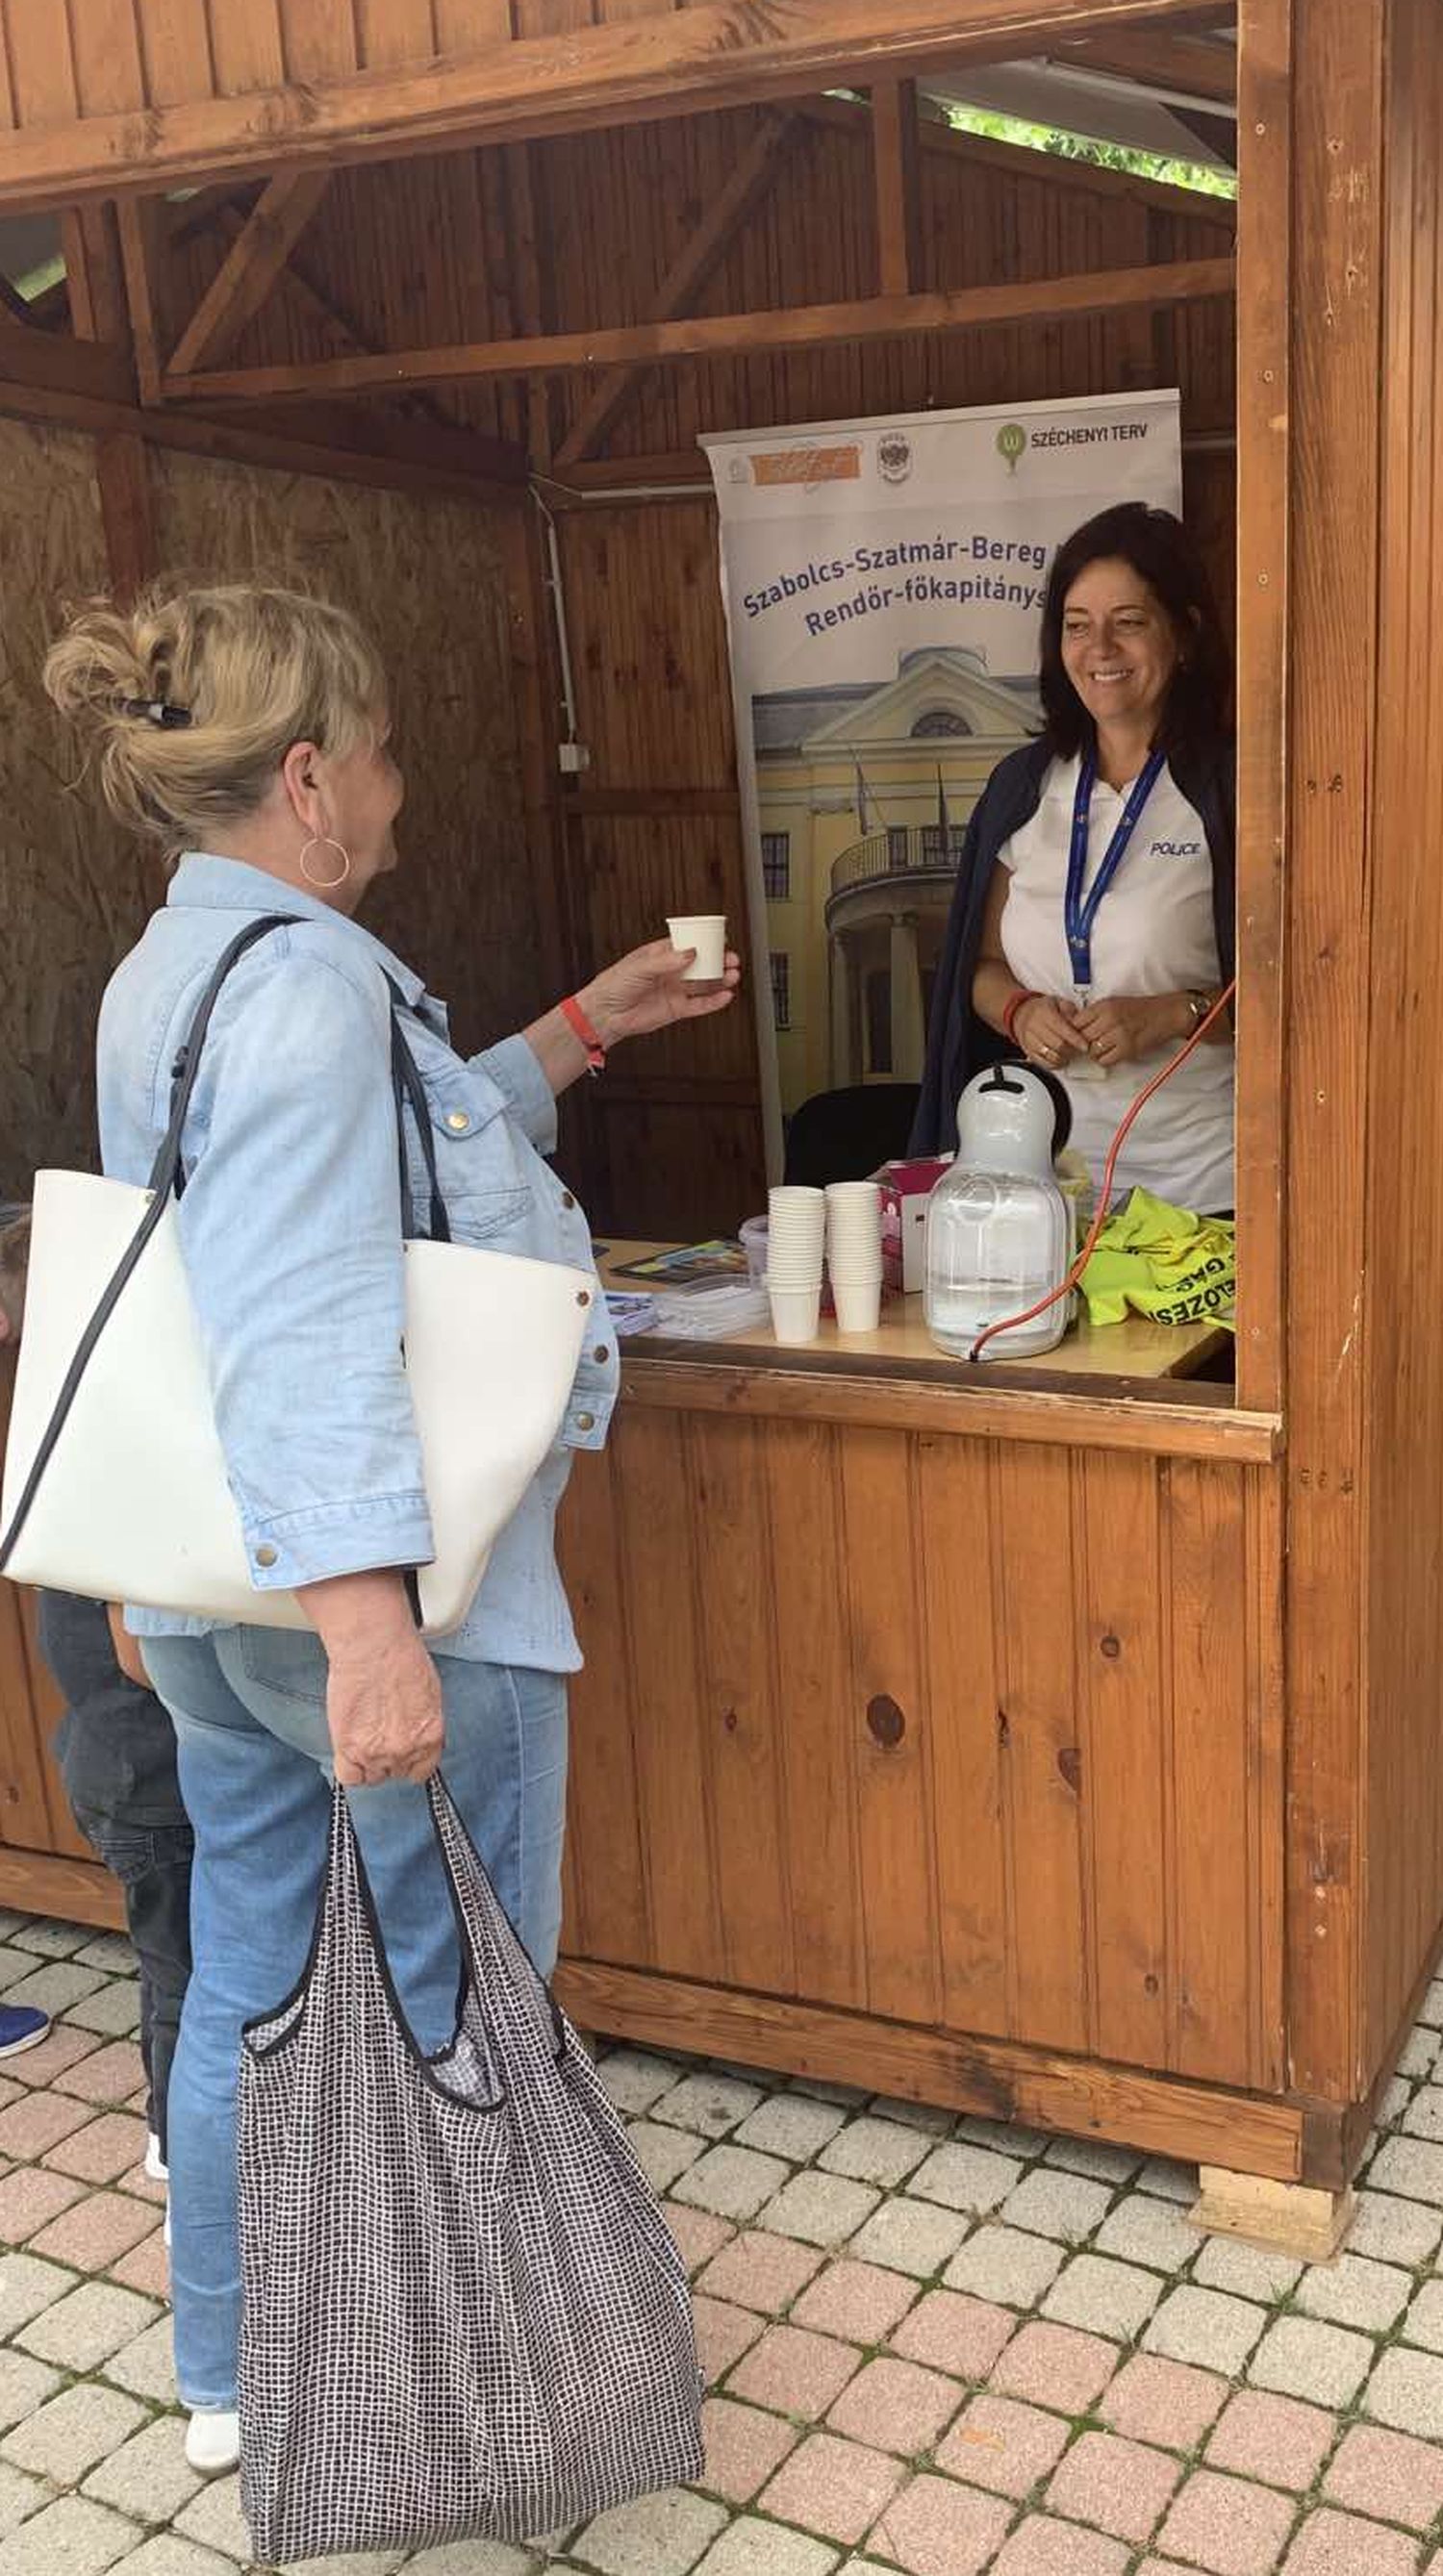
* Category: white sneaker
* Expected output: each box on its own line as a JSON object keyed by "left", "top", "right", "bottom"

{"left": 144, "top": 2133, "right": 168, "bottom": 2184}
{"left": 185, "top": 2408, "right": 240, "bottom": 2476}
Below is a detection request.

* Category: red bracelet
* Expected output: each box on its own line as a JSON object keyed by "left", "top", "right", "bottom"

{"left": 1000, "top": 988, "right": 1039, "bottom": 1046}
{"left": 560, "top": 993, "right": 607, "bottom": 1075}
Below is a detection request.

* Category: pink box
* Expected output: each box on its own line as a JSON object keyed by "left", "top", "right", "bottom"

{"left": 874, "top": 1156, "right": 949, "bottom": 1294}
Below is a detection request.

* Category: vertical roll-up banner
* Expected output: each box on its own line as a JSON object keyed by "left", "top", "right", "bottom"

{"left": 702, "top": 391, "right": 1183, "bottom": 1174}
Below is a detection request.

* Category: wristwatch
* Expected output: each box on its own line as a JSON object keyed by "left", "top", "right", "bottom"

{"left": 1184, "top": 990, "right": 1214, "bottom": 1030}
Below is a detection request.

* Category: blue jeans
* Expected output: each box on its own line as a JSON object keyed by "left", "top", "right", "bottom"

{"left": 142, "top": 1628, "right": 569, "bottom": 2412}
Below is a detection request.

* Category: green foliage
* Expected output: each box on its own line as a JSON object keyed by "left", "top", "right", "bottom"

{"left": 948, "top": 103, "right": 1237, "bottom": 201}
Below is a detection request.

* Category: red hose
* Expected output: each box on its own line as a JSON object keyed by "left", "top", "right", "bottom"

{"left": 965, "top": 979, "right": 1238, "bottom": 1364}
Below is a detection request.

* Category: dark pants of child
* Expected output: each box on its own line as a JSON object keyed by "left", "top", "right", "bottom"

{"left": 38, "top": 1592, "right": 193, "bottom": 2162}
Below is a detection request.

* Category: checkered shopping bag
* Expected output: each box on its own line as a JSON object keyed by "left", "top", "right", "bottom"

{"left": 237, "top": 1777, "right": 703, "bottom": 2563}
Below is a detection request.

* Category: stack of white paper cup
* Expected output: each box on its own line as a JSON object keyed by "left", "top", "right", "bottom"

{"left": 766, "top": 1185, "right": 825, "bottom": 1343}
{"left": 825, "top": 1181, "right": 883, "bottom": 1333}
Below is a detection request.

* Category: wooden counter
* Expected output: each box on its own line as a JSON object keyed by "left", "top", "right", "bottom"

{"left": 552, "top": 1248, "right": 1352, "bottom": 2244}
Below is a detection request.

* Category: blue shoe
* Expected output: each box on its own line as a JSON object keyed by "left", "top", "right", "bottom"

{"left": 0, "top": 2006, "right": 49, "bottom": 2059}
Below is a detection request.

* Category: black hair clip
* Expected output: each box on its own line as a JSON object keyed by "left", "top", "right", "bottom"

{"left": 119, "top": 696, "right": 193, "bottom": 730}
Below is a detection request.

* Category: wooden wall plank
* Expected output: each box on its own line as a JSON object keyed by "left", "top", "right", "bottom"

{"left": 916, "top": 1433, "right": 1009, "bottom": 2039}
{"left": 1282, "top": 0, "right": 1386, "bottom": 2103}
{"left": 608, "top": 1409, "right": 722, "bottom": 1982}
{"left": 993, "top": 1445, "right": 1088, "bottom": 2054}
{"left": 1166, "top": 1460, "right": 1255, "bottom": 2087}
{"left": 556, "top": 1447, "right": 653, "bottom": 1968}
{"left": 1076, "top": 1452, "right": 1169, "bottom": 2072}
{"left": 687, "top": 1416, "right": 797, "bottom": 1996}
{"left": 837, "top": 1427, "right": 941, "bottom": 2025}
{"left": 765, "top": 1420, "right": 864, "bottom": 2008}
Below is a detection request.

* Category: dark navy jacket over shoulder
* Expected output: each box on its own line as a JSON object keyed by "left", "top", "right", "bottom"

{"left": 907, "top": 736, "right": 1237, "bottom": 1156}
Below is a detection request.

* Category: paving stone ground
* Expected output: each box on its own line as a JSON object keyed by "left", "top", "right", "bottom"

{"left": 1, "top": 1913, "right": 1442, "bottom": 2573}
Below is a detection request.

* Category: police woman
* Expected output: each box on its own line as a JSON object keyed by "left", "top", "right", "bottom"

{"left": 910, "top": 503, "right": 1235, "bottom": 1215}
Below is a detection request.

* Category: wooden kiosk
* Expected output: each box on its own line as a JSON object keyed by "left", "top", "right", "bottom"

{"left": 0, "top": 0, "right": 1436, "bottom": 2252}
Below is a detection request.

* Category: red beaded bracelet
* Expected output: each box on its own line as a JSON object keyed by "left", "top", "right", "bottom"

{"left": 560, "top": 994, "right": 607, "bottom": 1075}
{"left": 1000, "top": 987, "right": 1039, "bottom": 1046}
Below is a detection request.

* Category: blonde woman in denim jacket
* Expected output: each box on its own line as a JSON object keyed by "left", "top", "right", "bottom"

{"left": 44, "top": 584, "right": 739, "bottom": 2476}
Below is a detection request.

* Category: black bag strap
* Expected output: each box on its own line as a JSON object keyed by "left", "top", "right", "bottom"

{"left": 1, "top": 915, "right": 449, "bottom": 1578}
{"left": 385, "top": 975, "right": 450, "bottom": 1247}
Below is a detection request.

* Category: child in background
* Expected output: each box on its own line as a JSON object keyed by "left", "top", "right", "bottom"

{"left": 0, "top": 1209, "right": 192, "bottom": 2169}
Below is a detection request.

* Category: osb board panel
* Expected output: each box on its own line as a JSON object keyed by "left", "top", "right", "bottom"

{"left": 1363, "top": 0, "right": 1443, "bottom": 2076}
{"left": 0, "top": 416, "right": 152, "bottom": 1198}
{"left": 148, "top": 451, "right": 538, "bottom": 1054}
{"left": 559, "top": 1413, "right": 1283, "bottom": 2092}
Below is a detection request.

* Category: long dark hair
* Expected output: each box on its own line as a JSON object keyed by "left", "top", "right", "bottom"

{"left": 1037, "top": 503, "right": 1231, "bottom": 762}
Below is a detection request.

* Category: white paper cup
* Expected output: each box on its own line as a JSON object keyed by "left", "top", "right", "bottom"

{"left": 769, "top": 1282, "right": 822, "bottom": 1345}
{"left": 668, "top": 915, "right": 727, "bottom": 982}
{"left": 826, "top": 1259, "right": 883, "bottom": 1283}
{"left": 831, "top": 1275, "right": 883, "bottom": 1333}
{"left": 825, "top": 1182, "right": 882, "bottom": 1211}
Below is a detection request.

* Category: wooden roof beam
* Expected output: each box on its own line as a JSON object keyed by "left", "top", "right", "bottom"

{"left": 165, "top": 250, "right": 1236, "bottom": 405}
{"left": 0, "top": 0, "right": 1251, "bottom": 209}
{"left": 555, "top": 110, "right": 795, "bottom": 467}
{"left": 1051, "top": 28, "right": 1237, "bottom": 108}
{"left": 166, "top": 171, "right": 331, "bottom": 380}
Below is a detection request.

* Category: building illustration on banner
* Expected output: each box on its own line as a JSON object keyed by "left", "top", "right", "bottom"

{"left": 704, "top": 393, "right": 1182, "bottom": 1159}
{"left": 752, "top": 645, "right": 1035, "bottom": 1113}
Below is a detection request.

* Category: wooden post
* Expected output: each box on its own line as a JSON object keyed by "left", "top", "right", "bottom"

{"left": 1232, "top": 0, "right": 1290, "bottom": 1415}
{"left": 1282, "top": 0, "right": 1387, "bottom": 2101}
{"left": 872, "top": 79, "right": 924, "bottom": 295}
{"left": 115, "top": 196, "right": 165, "bottom": 406}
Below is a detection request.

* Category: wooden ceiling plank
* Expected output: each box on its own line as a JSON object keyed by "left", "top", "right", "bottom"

{"left": 67, "top": 0, "right": 148, "bottom": 117}
{"left": 167, "top": 247, "right": 1236, "bottom": 401}
{"left": 0, "top": 0, "right": 1251, "bottom": 207}
{"left": 872, "top": 78, "right": 924, "bottom": 295}
{"left": 6, "top": 0, "right": 79, "bottom": 127}
{"left": 277, "top": 0, "right": 363, "bottom": 82}
{"left": 556, "top": 108, "right": 794, "bottom": 467}
{"left": 165, "top": 168, "right": 332, "bottom": 378}
{"left": 207, "top": 0, "right": 287, "bottom": 95}
{"left": 357, "top": 0, "right": 444, "bottom": 72}
{"left": 134, "top": 0, "right": 215, "bottom": 111}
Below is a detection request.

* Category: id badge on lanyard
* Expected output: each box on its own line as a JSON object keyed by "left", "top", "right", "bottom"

{"left": 1066, "top": 750, "right": 1166, "bottom": 1079}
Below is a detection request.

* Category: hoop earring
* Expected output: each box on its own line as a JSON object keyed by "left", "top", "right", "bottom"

{"left": 299, "top": 835, "right": 351, "bottom": 891}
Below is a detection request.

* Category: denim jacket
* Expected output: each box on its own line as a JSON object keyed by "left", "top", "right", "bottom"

{"left": 96, "top": 855, "right": 619, "bottom": 1672}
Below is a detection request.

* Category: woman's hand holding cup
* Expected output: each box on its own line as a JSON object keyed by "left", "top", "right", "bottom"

{"left": 577, "top": 934, "right": 740, "bottom": 1048}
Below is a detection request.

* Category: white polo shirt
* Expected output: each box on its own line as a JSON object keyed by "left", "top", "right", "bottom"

{"left": 997, "top": 753, "right": 1235, "bottom": 1214}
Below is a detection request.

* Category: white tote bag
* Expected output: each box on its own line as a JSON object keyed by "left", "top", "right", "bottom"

{"left": 0, "top": 918, "right": 594, "bottom": 1637}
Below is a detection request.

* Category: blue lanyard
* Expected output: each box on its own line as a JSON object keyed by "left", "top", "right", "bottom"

{"left": 1065, "top": 748, "right": 1166, "bottom": 994}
